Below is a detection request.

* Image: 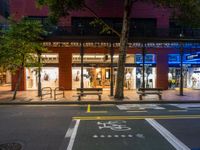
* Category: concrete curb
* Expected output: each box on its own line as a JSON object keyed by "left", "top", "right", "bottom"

{"left": 1, "top": 100, "right": 200, "bottom": 105}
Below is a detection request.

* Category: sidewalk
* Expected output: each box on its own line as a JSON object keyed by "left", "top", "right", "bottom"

{"left": 0, "top": 85, "right": 200, "bottom": 104}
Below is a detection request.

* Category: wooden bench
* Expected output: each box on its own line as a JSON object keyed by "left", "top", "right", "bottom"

{"left": 137, "top": 88, "right": 163, "bottom": 100}
{"left": 77, "top": 88, "right": 103, "bottom": 101}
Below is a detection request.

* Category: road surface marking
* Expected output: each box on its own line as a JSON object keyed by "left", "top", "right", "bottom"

{"left": 126, "top": 111, "right": 147, "bottom": 113}
{"left": 65, "top": 128, "right": 73, "bottom": 138}
{"left": 73, "top": 115, "right": 200, "bottom": 120}
{"left": 117, "top": 104, "right": 165, "bottom": 110}
{"left": 146, "top": 118, "right": 190, "bottom": 150}
{"left": 67, "top": 119, "right": 80, "bottom": 150}
{"left": 92, "top": 134, "right": 135, "bottom": 139}
{"left": 170, "top": 104, "right": 200, "bottom": 109}
{"left": 169, "top": 110, "right": 187, "bottom": 112}
{"left": 97, "top": 121, "right": 131, "bottom": 131}
{"left": 87, "top": 104, "right": 91, "bottom": 113}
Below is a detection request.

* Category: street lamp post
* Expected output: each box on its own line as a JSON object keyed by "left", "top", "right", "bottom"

{"left": 79, "top": 23, "right": 84, "bottom": 89}
{"left": 142, "top": 43, "right": 146, "bottom": 89}
{"left": 179, "top": 41, "right": 184, "bottom": 96}
{"left": 80, "top": 42, "right": 84, "bottom": 89}
{"left": 179, "top": 33, "right": 184, "bottom": 96}
{"left": 110, "top": 43, "right": 114, "bottom": 96}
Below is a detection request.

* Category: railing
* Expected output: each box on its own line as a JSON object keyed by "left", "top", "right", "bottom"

{"left": 41, "top": 87, "right": 53, "bottom": 100}
{"left": 44, "top": 26, "right": 200, "bottom": 38}
{"left": 54, "top": 87, "right": 65, "bottom": 100}
{"left": 2, "top": 23, "right": 200, "bottom": 38}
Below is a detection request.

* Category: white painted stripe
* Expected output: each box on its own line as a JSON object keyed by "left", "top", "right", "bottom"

{"left": 67, "top": 119, "right": 80, "bottom": 150}
{"left": 65, "top": 128, "right": 74, "bottom": 138}
{"left": 146, "top": 118, "right": 190, "bottom": 150}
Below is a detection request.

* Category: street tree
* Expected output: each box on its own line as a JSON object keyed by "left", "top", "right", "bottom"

{"left": 0, "top": 19, "right": 47, "bottom": 100}
{"left": 37, "top": 0, "right": 200, "bottom": 99}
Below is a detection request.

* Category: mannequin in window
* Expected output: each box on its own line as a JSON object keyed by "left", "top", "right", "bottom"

{"left": 125, "top": 71, "right": 131, "bottom": 90}
{"left": 168, "top": 72, "right": 172, "bottom": 89}
{"left": 148, "top": 73, "right": 153, "bottom": 88}
{"left": 136, "top": 72, "right": 142, "bottom": 88}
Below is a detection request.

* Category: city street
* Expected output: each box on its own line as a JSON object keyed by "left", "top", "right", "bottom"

{"left": 0, "top": 104, "right": 200, "bottom": 150}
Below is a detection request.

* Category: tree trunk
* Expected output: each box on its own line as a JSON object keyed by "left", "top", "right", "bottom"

{"left": 38, "top": 53, "right": 42, "bottom": 97}
{"left": 114, "top": 0, "right": 133, "bottom": 100}
{"left": 12, "top": 66, "right": 23, "bottom": 100}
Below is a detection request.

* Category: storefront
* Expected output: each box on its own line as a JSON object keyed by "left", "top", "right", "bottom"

{"left": 72, "top": 53, "right": 156, "bottom": 90}
{"left": 0, "top": 70, "right": 11, "bottom": 85}
{"left": 168, "top": 53, "right": 200, "bottom": 89}
{"left": 26, "top": 53, "right": 59, "bottom": 90}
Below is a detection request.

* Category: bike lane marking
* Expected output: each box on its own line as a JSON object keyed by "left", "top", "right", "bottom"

{"left": 66, "top": 119, "right": 80, "bottom": 150}
{"left": 70, "top": 120, "right": 175, "bottom": 150}
{"left": 146, "top": 118, "right": 190, "bottom": 150}
{"left": 59, "top": 119, "right": 80, "bottom": 150}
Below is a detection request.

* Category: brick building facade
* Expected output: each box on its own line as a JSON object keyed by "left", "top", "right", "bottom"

{"left": 8, "top": 0, "right": 200, "bottom": 91}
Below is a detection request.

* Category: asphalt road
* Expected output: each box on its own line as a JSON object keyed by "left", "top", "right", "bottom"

{"left": 0, "top": 104, "right": 200, "bottom": 150}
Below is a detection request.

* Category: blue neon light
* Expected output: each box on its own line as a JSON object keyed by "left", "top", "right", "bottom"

{"left": 135, "top": 54, "right": 156, "bottom": 64}
{"left": 168, "top": 53, "right": 200, "bottom": 64}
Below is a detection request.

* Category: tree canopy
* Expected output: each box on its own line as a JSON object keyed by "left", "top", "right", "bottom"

{"left": 0, "top": 18, "right": 47, "bottom": 72}
{"left": 0, "top": 18, "right": 47, "bottom": 99}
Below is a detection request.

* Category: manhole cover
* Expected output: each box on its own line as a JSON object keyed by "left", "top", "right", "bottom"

{"left": 0, "top": 143, "right": 22, "bottom": 150}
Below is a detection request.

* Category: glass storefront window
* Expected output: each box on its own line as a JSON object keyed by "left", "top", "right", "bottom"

{"left": 72, "top": 53, "right": 156, "bottom": 89}
{"left": 72, "top": 67, "right": 111, "bottom": 89}
{"left": 135, "top": 67, "right": 156, "bottom": 88}
{"left": 168, "top": 53, "right": 200, "bottom": 89}
{"left": 187, "top": 68, "right": 200, "bottom": 89}
{"left": 26, "top": 67, "right": 58, "bottom": 90}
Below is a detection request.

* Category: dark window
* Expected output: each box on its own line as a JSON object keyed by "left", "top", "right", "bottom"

{"left": 71, "top": 17, "right": 156, "bottom": 36}
{"left": 130, "top": 18, "right": 157, "bottom": 36}
{"left": 0, "top": 0, "right": 9, "bottom": 18}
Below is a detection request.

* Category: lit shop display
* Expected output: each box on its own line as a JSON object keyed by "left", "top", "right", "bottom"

{"left": 72, "top": 53, "right": 156, "bottom": 89}
{"left": 26, "top": 53, "right": 59, "bottom": 90}
{"left": 168, "top": 53, "right": 200, "bottom": 89}
{"left": 26, "top": 67, "right": 59, "bottom": 90}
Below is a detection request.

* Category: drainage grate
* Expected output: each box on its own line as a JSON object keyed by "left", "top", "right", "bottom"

{"left": 0, "top": 143, "right": 22, "bottom": 150}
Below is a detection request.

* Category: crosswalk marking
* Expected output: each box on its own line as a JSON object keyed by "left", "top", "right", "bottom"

{"left": 146, "top": 118, "right": 190, "bottom": 150}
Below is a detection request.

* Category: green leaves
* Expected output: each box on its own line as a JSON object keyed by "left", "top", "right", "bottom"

{"left": 0, "top": 18, "right": 48, "bottom": 73}
{"left": 37, "top": 0, "right": 85, "bottom": 24}
{"left": 152, "top": 0, "right": 200, "bottom": 27}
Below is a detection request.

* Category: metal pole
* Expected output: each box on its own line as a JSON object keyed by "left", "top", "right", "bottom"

{"left": 179, "top": 42, "right": 184, "bottom": 96}
{"left": 110, "top": 43, "right": 114, "bottom": 96}
{"left": 80, "top": 42, "right": 84, "bottom": 89}
{"left": 142, "top": 43, "right": 145, "bottom": 89}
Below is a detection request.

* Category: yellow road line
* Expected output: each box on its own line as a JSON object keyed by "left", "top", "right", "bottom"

{"left": 73, "top": 115, "right": 200, "bottom": 120}
{"left": 169, "top": 110, "right": 187, "bottom": 112}
{"left": 87, "top": 104, "right": 91, "bottom": 113}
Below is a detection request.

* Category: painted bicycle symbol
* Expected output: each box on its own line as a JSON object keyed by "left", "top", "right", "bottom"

{"left": 97, "top": 121, "right": 131, "bottom": 131}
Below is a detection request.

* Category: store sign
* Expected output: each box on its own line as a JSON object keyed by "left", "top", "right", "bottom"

{"left": 168, "top": 54, "right": 180, "bottom": 62}
{"left": 135, "top": 54, "right": 156, "bottom": 63}
{"left": 186, "top": 53, "right": 200, "bottom": 60}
